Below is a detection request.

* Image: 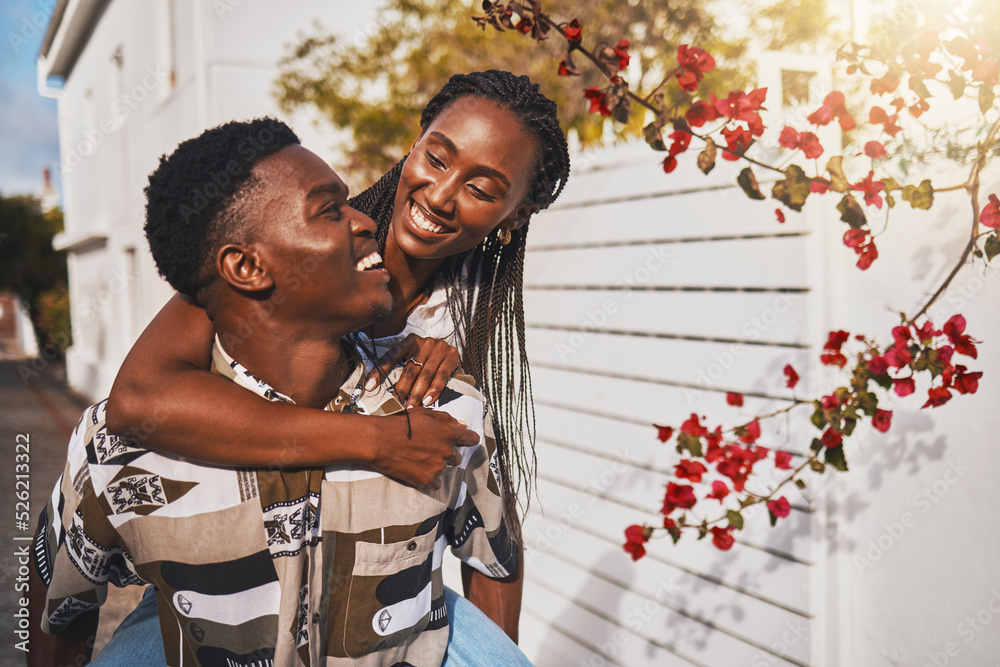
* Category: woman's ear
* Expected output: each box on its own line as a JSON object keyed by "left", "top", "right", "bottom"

{"left": 504, "top": 202, "right": 540, "bottom": 233}
{"left": 217, "top": 244, "right": 274, "bottom": 293}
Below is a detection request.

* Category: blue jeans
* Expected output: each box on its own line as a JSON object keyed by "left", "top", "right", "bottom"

{"left": 94, "top": 585, "right": 532, "bottom": 666}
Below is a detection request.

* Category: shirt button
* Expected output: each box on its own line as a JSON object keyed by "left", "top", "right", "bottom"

{"left": 406, "top": 541, "right": 417, "bottom": 552}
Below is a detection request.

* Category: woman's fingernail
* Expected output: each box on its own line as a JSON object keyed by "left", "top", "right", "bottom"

{"left": 365, "top": 377, "right": 377, "bottom": 391}
{"left": 422, "top": 395, "right": 434, "bottom": 406}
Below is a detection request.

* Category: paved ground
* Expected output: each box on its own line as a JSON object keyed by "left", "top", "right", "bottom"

{"left": 0, "top": 335, "right": 144, "bottom": 666}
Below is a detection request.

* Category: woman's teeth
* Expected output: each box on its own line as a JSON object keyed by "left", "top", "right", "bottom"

{"left": 355, "top": 251, "right": 383, "bottom": 271}
{"left": 411, "top": 202, "right": 446, "bottom": 234}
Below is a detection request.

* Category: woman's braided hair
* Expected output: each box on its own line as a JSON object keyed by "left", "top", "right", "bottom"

{"left": 349, "top": 71, "right": 570, "bottom": 538}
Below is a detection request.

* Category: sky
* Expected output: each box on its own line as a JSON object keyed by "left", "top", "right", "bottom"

{"left": 0, "top": 0, "right": 60, "bottom": 198}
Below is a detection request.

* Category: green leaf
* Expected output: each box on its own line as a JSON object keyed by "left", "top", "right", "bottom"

{"left": 677, "top": 432, "right": 703, "bottom": 458}
{"left": 985, "top": 232, "right": 1000, "bottom": 262}
{"left": 810, "top": 459, "right": 827, "bottom": 473}
{"left": 643, "top": 122, "right": 666, "bottom": 151}
{"left": 727, "top": 510, "right": 745, "bottom": 530}
{"left": 826, "top": 156, "right": 850, "bottom": 192}
{"left": 824, "top": 445, "right": 849, "bottom": 472}
{"left": 910, "top": 77, "right": 932, "bottom": 100}
{"left": 810, "top": 437, "right": 823, "bottom": 453}
{"left": 980, "top": 84, "right": 996, "bottom": 115}
{"left": 737, "top": 167, "right": 766, "bottom": 200}
{"left": 857, "top": 390, "right": 879, "bottom": 416}
{"left": 901, "top": 179, "right": 934, "bottom": 210}
{"left": 837, "top": 193, "right": 867, "bottom": 228}
{"left": 948, "top": 73, "right": 966, "bottom": 100}
{"left": 771, "top": 164, "right": 811, "bottom": 212}
{"left": 842, "top": 417, "right": 857, "bottom": 436}
{"left": 874, "top": 372, "right": 893, "bottom": 390}
{"left": 795, "top": 478, "right": 807, "bottom": 490}
{"left": 769, "top": 509, "right": 778, "bottom": 527}
{"left": 697, "top": 138, "right": 717, "bottom": 175}
{"left": 811, "top": 404, "right": 827, "bottom": 430}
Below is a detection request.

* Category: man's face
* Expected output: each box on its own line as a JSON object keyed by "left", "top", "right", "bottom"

{"left": 249, "top": 145, "right": 392, "bottom": 331}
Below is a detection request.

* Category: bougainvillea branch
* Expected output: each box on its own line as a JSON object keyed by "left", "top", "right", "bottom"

{"left": 472, "top": 2, "right": 996, "bottom": 555}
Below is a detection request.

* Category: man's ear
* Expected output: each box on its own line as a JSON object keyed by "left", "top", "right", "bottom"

{"left": 503, "top": 202, "right": 540, "bottom": 233}
{"left": 216, "top": 244, "right": 274, "bottom": 293}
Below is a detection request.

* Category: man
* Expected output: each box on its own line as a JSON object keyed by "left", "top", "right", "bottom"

{"left": 28, "top": 118, "right": 520, "bottom": 666}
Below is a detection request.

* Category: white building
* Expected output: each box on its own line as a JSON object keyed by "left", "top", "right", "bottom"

{"left": 39, "top": 1, "right": 1000, "bottom": 665}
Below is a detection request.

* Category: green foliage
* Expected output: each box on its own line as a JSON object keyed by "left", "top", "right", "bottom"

{"left": 0, "top": 196, "right": 69, "bottom": 350}
{"left": 274, "top": 0, "right": 830, "bottom": 185}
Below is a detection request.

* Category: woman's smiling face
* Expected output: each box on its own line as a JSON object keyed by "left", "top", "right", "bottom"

{"left": 388, "top": 95, "right": 540, "bottom": 260}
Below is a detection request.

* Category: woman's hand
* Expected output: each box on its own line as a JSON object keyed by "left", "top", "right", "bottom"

{"left": 370, "top": 408, "right": 481, "bottom": 488}
{"left": 365, "top": 334, "right": 461, "bottom": 409}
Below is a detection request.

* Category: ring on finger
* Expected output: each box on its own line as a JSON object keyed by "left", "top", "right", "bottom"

{"left": 406, "top": 357, "right": 425, "bottom": 367}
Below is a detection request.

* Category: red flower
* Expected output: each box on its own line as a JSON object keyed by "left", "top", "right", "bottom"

{"left": 713, "top": 89, "right": 767, "bottom": 126}
{"left": 852, "top": 170, "right": 885, "bottom": 209}
{"left": 937, "top": 345, "right": 955, "bottom": 366}
{"left": 843, "top": 228, "right": 869, "bottom": 249}
{"left": 820, "top": 427, "right": 843, "bottom": 448}
{"left": 870, "top": 70, "right": 901, "bottom": 95}
{"left": 653, "top": 424, "right": 675, "bottom": 443}
{"left": 867, "top": 355, "right": 889, "bottom": 376}
{"left": 778, "top": 126, "right": 800, "bottom": 150}
{"left": 820, "top": 351, "right": 847, "bottom": 367}
{"left": 680, "top": 413, "right": 709, "bottom": 437}
{"left": 885, "top": 345, "right": 912, "bottom": 369}
{"left": 662, "top": 155, "right": 678, "bottom": 173}
{"left": 952, "top": 366, "right": 983, "bottom": 395}
{"left": 810, "top": 179, "right": 831, "bottom": 194}
{"left": 808, "top": 91, "right": 855, "bottom": 130}
{"left": 891, "top": 325, "right": 912, "bottom": 346}
{"left": 980, "top": 194, "right": 1000, "bottom": 228}
{"left": 865, "top": 141, "right": 888, "bottom": 158}
{"left": 667, "top": 128, "right": 692, "bottom": 156}
{"left": 675, "top": 459, "right": 708, "bottom": 483}
{"left": 825, "top": 330, "right": 850, "bottom": 351}
{"left": 583, "top": 87, "right": 611, "bottom": 116}
{"left": 893, "top": 377, "right": 916, "bottom": 397}
{"left": 721, "top": 125, "right": 752, "bottom": 160}
{"left": 767, "top": 496, "right": 791, "bottom": 518}
{"left": 710, "top": 526, "right": 735, "bottom": 550}
{"left": 623, "top": 524, "right": 649, "bottom": 561}
{"left": 613, "top": 38, "right": 630, "bottom": 71}
{"left": 675, "top": 44, "right": 716, "bottom": 93}
{"left": 943, "top": 314, "right": 978, "bottom": 358}
{"left": 922, "top": 386, "right": 952, "bottom": 409}
{"left": 563, "top": 18, "right": 582, "bottom": 41}
{"left": 775, "top": 208, "right": 786, "bottom": 223}
{"left": 737, "top": 420, "right": 761, "bottom": 445}
{"left": 707, "top": 480, "right": 729, "bottom": 502}
{"left": 774, "top": 451, "right": 793, "bottom": 470}
{"left": 726, "top": 392, "right": 744, "bottom": 407}
{"left": 868, "top": 106, "right": 902, "bottom": 137}
{"left": 872, "top": 409, "right": 893, "bottom": 433}
{"left": 783, "top": 364, "right": 799, "bottom": 389}
{"left": 662, "top": 482, "right": 697, "bottom": 515}
{"left": 856, "top": 242, "right": 879, "bottom": 270}
{"left": 685, "top": 99, "right": 720, "bottom": 127}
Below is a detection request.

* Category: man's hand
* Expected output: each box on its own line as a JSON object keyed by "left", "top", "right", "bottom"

{"left": 368, "top": 408, "right": 480, "bottom": 487}
{"left": 365, "top": 334, "right": 461, "bottom": 409}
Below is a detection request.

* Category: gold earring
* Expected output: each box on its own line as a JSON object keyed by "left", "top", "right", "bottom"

{"left": 499, "top": 228, "right": 512, "bottom": 245}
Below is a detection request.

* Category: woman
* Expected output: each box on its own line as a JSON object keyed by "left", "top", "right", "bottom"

{"left": 99, "top": 70, "right": 570, "bottom": 664}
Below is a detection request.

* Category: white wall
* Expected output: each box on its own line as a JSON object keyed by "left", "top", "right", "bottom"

{"left": 45, "top": 0, "right": 378, "bottom": 399}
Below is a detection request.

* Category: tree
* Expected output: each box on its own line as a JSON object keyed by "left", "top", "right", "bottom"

{"left": 274, "top": 0, "right": 833, "bottom": 184}
{"left": 0, "top": 195, "right": 70, "bottom": 351}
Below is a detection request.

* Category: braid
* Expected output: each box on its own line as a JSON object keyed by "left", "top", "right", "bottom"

{"left": 350, "top": 71, "right": 571, "bottom": 541}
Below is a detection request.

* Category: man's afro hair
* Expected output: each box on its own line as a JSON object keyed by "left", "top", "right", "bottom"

{"left": 143, "top": 117, "right": 300, "bottom": 297}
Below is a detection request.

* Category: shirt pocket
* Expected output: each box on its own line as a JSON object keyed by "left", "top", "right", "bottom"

{"left": 342, "top": 529, "right": 439, "bottom": 656}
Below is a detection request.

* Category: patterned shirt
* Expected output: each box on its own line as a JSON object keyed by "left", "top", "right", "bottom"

{"left": 35, "top": 339, "right": 516, "bottom": 666}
